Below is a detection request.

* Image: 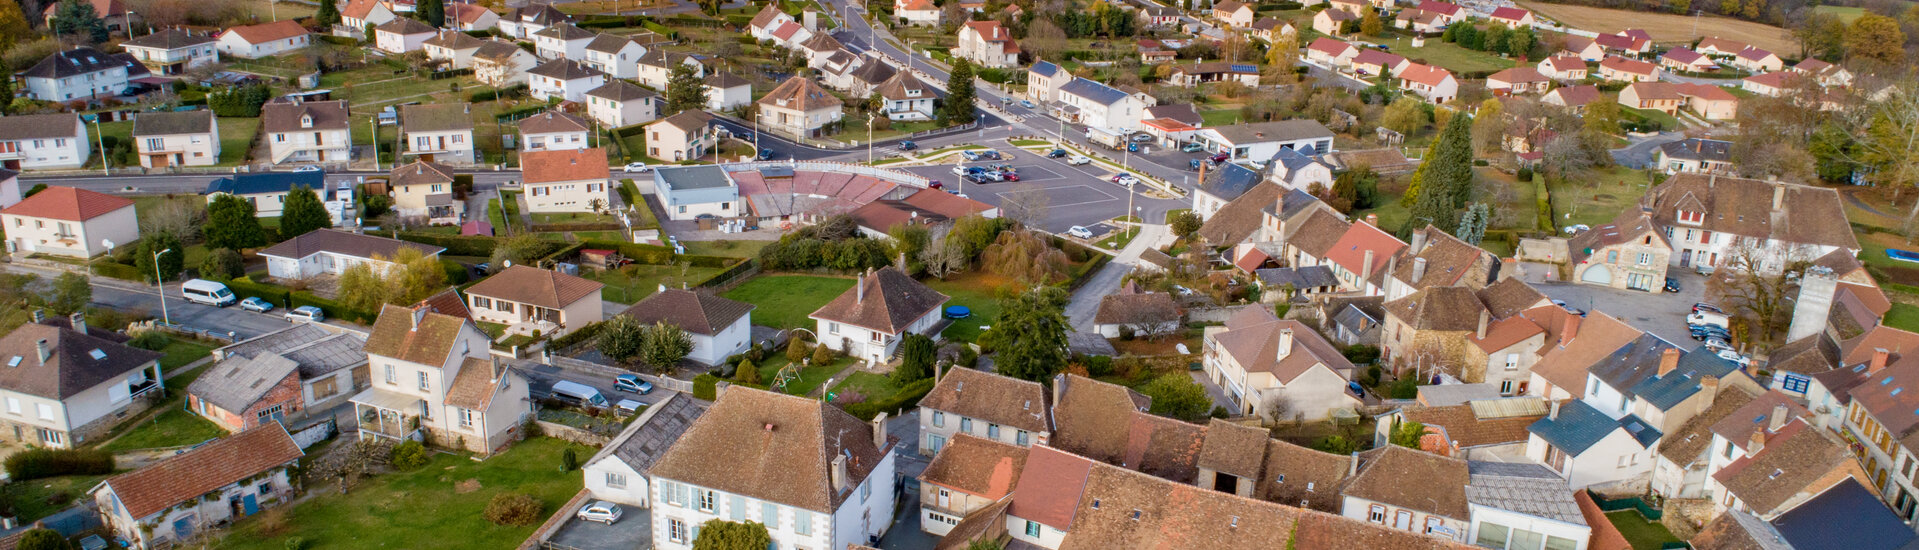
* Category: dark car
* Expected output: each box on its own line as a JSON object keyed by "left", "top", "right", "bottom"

{"left": 1664, "top": 277, "right": 1681, "bottom": 293}
{"left": 963, "top": 174, "right": 991, "bottom": 185}
{"left": 757, "top": 148, "right": 775, "bottom": 160}
{"left": 1189, "top": 159, "right": 1205, "bottom": 170}
{"left": 1046, "top": 148, "right": 1068, "bottom": 158}
{"left": 1693, "top": 303, "right": 1724, "bottom": 314}
{"left": 1210, "top": 152, "right": 1230, "bottom": 163}
{"left": 899, "top": 140, "right": 918, "bottom": 151}
{"left": 1003, "top": 172, "right": 1020, "bottom": 181}
{"left": 928, "top": 180, "right": 942, "bottom": 189}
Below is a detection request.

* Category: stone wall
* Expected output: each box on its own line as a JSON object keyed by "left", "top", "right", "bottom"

{"left": 1661, "top": 498, "right": 1716, "bottom": 541}
{"left": 535, "top": 420, "right": 612, "bottom": 447}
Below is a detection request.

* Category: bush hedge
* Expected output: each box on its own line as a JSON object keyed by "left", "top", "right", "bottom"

{"left": 529, "top": 222, "right": 624, "bottom": 232}
{"left": 547, "top": 320, "right": 606, "bottom": 351}
{"left": 93, "top": 261, "right": 148, "bottom": 283}
{"left": 693, "top": 373, "right": 721, "bottom": 401}
{"left": 469, "top": 84, "right": 529, "bottom": 103}
{"left": 843, "top": 378, "right": 936, "bottom": 420}
{"left": 577, "top": 239, "right": 739, "bottom": 268}
{"left": 483, "top": 493, "right": 545, "bottom": 526}
{"left": 394, "top": 233, "right": 506, "bottom": 256}
{"left": 4, "top": 448, "right": 114, "bottom": 480}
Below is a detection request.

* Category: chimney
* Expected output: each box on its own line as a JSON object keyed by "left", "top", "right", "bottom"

{"left": 490, "top": 356, "right": 504, "bottom": 383}
{"left": 1385, "top": 254, "right": 1398, "bottom": 286}
{"left": 896, "top": 252, "right": 907, "bottom": 272}
{"left": 30, "top": 310, "right": 43, "bottom": 324}
{"left": 1558, "top": 315, "right": 1579, "bottom": 347}
{"left": 1771, "top": 184, "right": 1785, "bottom": 211}
{"left": 69, "top": 312, "right": 85, "bottom": 336}
{"left": 1871, "top": 348, "right": 1892, "bottom": 373}
{"left": 1549, "top": 399, "right": 1561, "bottom": 420}
{"left": 1277, "top": 328, "right": 1294, "bottom": 361}
{"left": 1476, "top": 309, "right": 1490, "bottom": 340}
{"left": 1365, "top": 213, "right": 1379, "bottom": 226}
{"left": 1700, "top": 375, "right": 1718, "bottom": 395}
{"left": 1411, "top": 257, "right": 1428, "bottom": 284}
{"left": 1360, "top": 250, "right": 1375, "bottom": 285}
{"left": 856, "top": 269, "right": 868, "bottom": 304}
{"left": 1768, "top": 403, "right": 1789, "bottom": 432}
{"left": 1657, "top": 348, "right": 1681, "bottom": 377}
{"left": 1411, "top": 230, "right": 1428, "bottom": 254}
{"left": 830, "top": 453, "right": 849, "bottom": 492}
{"left": 35, "top": 339, "right": 50, "bottom": 364}
{"left": 872, "top": 412, "right": 889, "bottom": 449}
{"left": 1348, "top": 453, "right": 1359, "bottom": 477}
{"left": 1747, "top": 430, "right": 1766, "bottom": 454}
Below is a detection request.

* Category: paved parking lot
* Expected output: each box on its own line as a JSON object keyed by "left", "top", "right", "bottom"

{"left": 894, "top": 144, "right": 1187, "bottom": 233}
{"left": 1531, "top": 269, "right": 1711, "bottom": 349}
{"left": 546, "top": 502, "right": 653, "bottom": 550}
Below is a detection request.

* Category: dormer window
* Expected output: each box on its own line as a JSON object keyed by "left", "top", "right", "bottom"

{"left": 300, "top": 114, "right": 314, "bottom": 129}
{"left": 1677, "top": 210, "right": 1704, "bottom": 226}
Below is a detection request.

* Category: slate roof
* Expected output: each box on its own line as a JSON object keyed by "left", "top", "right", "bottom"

{"left": 1344, "top": 445, "right": 1471, "bottom": 519}
{"left": 204, "top": 171, "right": 325, "bottom": 196}
{"left": 1029, "top": 60, "right": 1064, "bottom": 78}
{"left": 1464, "top": 461, "right": 1585, "bottom": 524}
{"left": 919, "top": 434, "right": 1028, "bottom": 499}
{"left": 1, "top": 186, "right": 134, "bottom": 222}
{"left": 466, "top": 265, "right": 603, "bottom": 309}
{"left": 648, "top": 387, "right": 890, "bottom": 512}
{"left": 1645, "top": 173, "right": 1859, "bottom": 251}
{"left": 1196, "top": 172, "right": 1278, "bottom": 245}
{"left": 1057, "top": 77, "right": 1128, "bottom": 106}
{"left": 259, "top": 229, "right": 443, "bottom": 261}
{"left": 1527, "top": 399, "right": 1659, "bottom": 454}
{"left": 124, "top": 28, "right": 217, "bottom": 50}
{"left": 533, "top": 22, "right": 595, "bottom": 40}
{"left": 588, "top": 392, "right": 709, "bottom": 474}
{"left": 1768, "top": 478, "right": 1917, "bottom": 550}
{"left": 809, "top": 267, "right": 948, "bottom": 334}
{"left": 102, "top": 425, "right": 303, "bottom": 519}
{"left": 1629, "top": 349, "right": 1741, "bottom": 411}
{"left": 618, "top": 289, "right": 753, "bottom": 337}
{"left": 189, "top": 352, "right": 299, "bottom": 413}
{"left": 1198, "top": 160, "right": 1264, "bottom": 201}
{"left": 0, "top": 322, "right": 160, "bottom": 400}
{"left": 1255, "top": 266, "right": 1340, "bottom": 290}
{"left": 1660, "top": 138, "right": 1734, "bottom": 162}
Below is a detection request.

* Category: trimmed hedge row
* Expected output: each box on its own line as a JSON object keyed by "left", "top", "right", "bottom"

{"left": 469, "top": 84, "right": 529, "bottom": 103}
{"left": 693, "top": 373, "right": 721, "bottom": 401}
{"left": 547, "top": 320, "right": 606, "bottom": 352}
{"left": 4, "top": 448, "right": 113, "bottom": 481}
{"left": 578, "top": 239, "right": 739, "bottom": 269}
{"left": 843, "top": 378, "right": 936, "bottom": 421}
{"left": 529, "top": 222, "right": 624, "bottom": 232}
{"left": 93, "top": 261, "right": 149, "bottom": 283}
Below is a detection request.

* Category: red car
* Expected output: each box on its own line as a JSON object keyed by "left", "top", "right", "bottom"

{"left": 1002, "top": 173, "right": 1020, "bottom": 181}
{"left": 1210, "top": 152, "right": 1230, "bottom": 163}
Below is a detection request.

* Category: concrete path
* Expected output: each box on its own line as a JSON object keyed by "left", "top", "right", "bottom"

{"left": 1063, "top": 224, "right": 1171, "bottom": 331}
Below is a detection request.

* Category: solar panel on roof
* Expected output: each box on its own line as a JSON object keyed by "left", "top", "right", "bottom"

{"left": 1231, "top": 64, "right": 1258, "bottom": 73}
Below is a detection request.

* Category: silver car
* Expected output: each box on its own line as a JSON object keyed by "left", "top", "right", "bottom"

{"left": 576, "top": 501, "right": 623, "bottom": 524}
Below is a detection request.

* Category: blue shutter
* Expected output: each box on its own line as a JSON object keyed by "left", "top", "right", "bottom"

{"left": 730, "top": 495, "right": 746, "bottom": 521}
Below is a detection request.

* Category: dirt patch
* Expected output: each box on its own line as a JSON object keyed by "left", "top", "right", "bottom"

{"left": 455, "top": 479, "right": 482, "bottom": 494}
{"left": 1882, "top": 265, "right": 1919, "bottom": 286}
{"left": 1592, "top": 194, "right": 1616, "bottom": 201}
{"left": 1517, "top": 1, "right": 1797, "bottom": 53}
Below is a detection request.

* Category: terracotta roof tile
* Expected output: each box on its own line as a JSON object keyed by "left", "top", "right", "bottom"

{"left": 521, "top": 147, "right": 610, "bottom": 184}
{"left": 808, "top": 267, "right": 947, "bottom": 334}
{"left": 0, "top": 186, "right": 133, "bottom": 222}
{"left": 649, "top": 386, "right": 890, "bottom": 512}
{"left": 1644, "top": 174, "right": 1858, "bottom": 251}
{"left": 1712, "top": 419, "right": 1861, "bottom": 516}
{"left": 103, "top": 425, "right": 303, "bottom": 519}
{"left": 1343, "top": 445, "right": 1471, "bottom": 519}
{"left": 920, "top": 434, "right": 1027, "bottom": 499}
{"left": 1401, "top": 403, "right": 1544, "bottom": 448}
{"left": 1050, "top": 374, "right": 1152, "bottom": 465}
{"left": 466, "top": 265, "right": 604, "bottom": 309}
{"left": 1258, "top": 439, "right": 1352, "bottom": 512}
{"left": 918, "top": 367, "right": 1049, "bottom": 433}
{"left": 363, "top": 304, "right": 472, "bottom": 366}
{"left": 618, "top": 289, "right": 752, "bottom": 336}
{"left": 1007, "top": 445, "right": 1095, "bottom": 528}
{"left": 222, "top": 20, "right": 309, "bottom": 44}
{"left": 758, "top": 76, "right": 843, "bottom": 112}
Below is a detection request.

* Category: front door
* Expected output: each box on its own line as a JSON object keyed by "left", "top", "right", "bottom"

{"left": 243, "top": 494, "right": 259, "bottom": 516}
{"left": 172, "top": 514, "right": 196, "bottom": 539}
{"left": 1679, "top": 249, "right": 1692, "bottom": 267}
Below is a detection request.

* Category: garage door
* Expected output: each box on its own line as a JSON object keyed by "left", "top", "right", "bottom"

{"left": 1581, "top": 265, "right": 1613, "bottom": 285}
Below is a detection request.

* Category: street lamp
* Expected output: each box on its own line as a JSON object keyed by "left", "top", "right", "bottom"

{"left": 866, "top": 113, "right": 875, "bottom": 166}
{"left": 84, "top": 115, "right": 107, "bottom": 176}
{"left": 153, "top": 247, "right": 172, "bottom": 325}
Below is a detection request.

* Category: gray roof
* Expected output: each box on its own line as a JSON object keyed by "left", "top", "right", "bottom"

{"left": 1416, "top": 383, "right": 1506, "bottom": 408}
{"left": 1253, "top": 265, "right": 1338, "bottom": 289}
{"left": 1270, "top": 146, "right": 1322, "bottom": 170}
{"left": 1058, "top": 77, "right": 1128, "bottom": 106}
{"left": 0, "top": 114, "right": 80, "bottom": 141}
{"left": 376, "top": 17, "right": 438, "bottom": 35}
{"left": 1631, "top": 349, "right": 1741, "bottom": 410}
{"left": 1658, "top": 138, "right": 1733, "bottom": 162}
{"left": 1331, "top": 303, "right": 1379, "bottom": 333}
{"left": 258, "top": 229, "right": 446, "bottom": 262}
{"left": 586, "top": 80, "right": 658, "bottom": 102}
{"left": 216, "top": 324, "right": 368, "bottom": 378}
{"left": 584, "top": 33, "right": 638, "bottom": 54}
{"left": 654, "top": 165, "right": 733, "bottom": 192}
{"left": 1587, "top": 334, "right": 1679, "bottom": 399}
{"left": 19, "top": 47, "right": 132, "bottom": 79}
{"left": 527, "top": 59, "right": 605, "bottom": 80}
{"left": 1207, "top": 119, "right": 1335, "bottom": 145}
{"left": 1771, "top": 479, "right": 1918, "bottom": 550}
{"left": 132, "top": 111, "right": 214, "bottom": 137}
{"left": 1465, "top": 461, "right": 1586, "bottom": 524}
{"left": 587, "top": 392, "right": 710, "bottom": 474}
{"left": 1030, "top": 60, "right": 1063, "bottom": 78}
{"left": 1199, "top": 162, "right": 1263, "bottom": 201}
{"left": 123, "top": 29, "right": 216, "bottom": 50}
{"left": 0, "top": 322, "right": 162, "bottom": 400}
{"left": 533, "top": 22, "right": 596, "bottom": 40}
{"left": 1264, "top": 188, "right": 1323, "bottom": 219}
{"left": 188, "top": 353, "right": 300, "bottom": 413}
{"left": 1527, "top": 399, "right": 1660, "bottom": 454}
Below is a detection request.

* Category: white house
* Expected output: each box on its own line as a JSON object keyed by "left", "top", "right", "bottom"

{"left": 422, "top": 30, "right": 486, "bottom": 69}
{"left": 399, "top": 102, "right": 478, "bottom": 165}
{"left": 636, "top": 50, "right": 706, "bottom": 91}
{"left": 259, "top": 229, "right": 446, "bottom": 280}
{"left": 465, "top": 265, "right": 604, "bottom": 337}
{"left": 810, "top": 267, "right": 950, "bottom": 366}
{"left": 533, "top": 22, "right": 596, "bottom": 60}
{"left": 0, "top": 113, "right": 91, "bottom": 170}
{"left": 1465, "top": 462, "right": 1592, "bottom": 550}
{"left": 350, "top": 305, "right": 531, "bottom": 455}
{"left": 1268, "top": 146, "right": 1335, "bottom": 190}
{"left": 1643, "top": 174, "right": 1859, "bottom": 273}
{"left": 474, "top": 40, "right": 539, "bottom": 86}
{"left": 260, "top": 99, "right": 352, "bottom": 165}
{"left": 585, "top": 80, "right": 661, "bottom": 128}
{"left": 91, "top": 425, "right": 303, "bottom": 549}
{"left": 953, "top": 21, "right": 1020, "bottom": 69}
{"left": 447, "top": 2, "right": 501, "bottom": 31}
{"left": 1398, "top": 63, "right": 1459, "bottom": 103}
{"left": 582, "top": 34, "right": 645, "bottom": 79}
{"left": 646, "top": 111, "right": 717, "bottom": 165}
{"left": 18, "top": 47, "right": 136, "bottom": 102}
{"left": 1050, "top": 77, "right": 1149, "bottom": 133}
{"left": 527, "top": 59, "right": 608, "bottom": 103}
{"left": 652, "top": 163, "right": 737, "bottom": 220}
{"left": 1201, "top": 307, "right": 1361, "bottom": 421}
{"left": 874, "top": 72, "right": 937, "bottom": 121}
{"left": 757, "top": 76, "right": 844, "bottom": 139}
{"left": 619, "top": 289, "right": 755, "bottom": 366}
{"left": 647, "top": 387, "right": 897, "bottom": 550}
{"left": 915, "top": 367, "right": 1049, "bottom": 458}
{"left": 497, "top": 4, "right": 571, "bottom": 39}
{"left": 373, "top": 17, "right": 436, "bottom": 54}
{"left": 340, "top": 0, "right": 397, "bottom": 31}
{"left": 1339, "top": 446, "right": 1472, "bottom": 543}
{"left": 216, "top": 20, "right": 312, "bottom": 59}
{"left": 520, "top": 148, "right": 610, "bottom": 213}
{"left": 517, "top": 111, "right": 592, "bottom": 152}
{"left": 582, "top": 393, "right": 709, "bottom": 507}
{"left": 1191, "top": 119, "right": 1336, "bottom": 164}
{"left": 916, "top": 434, "right": 1029, "bottom": 536}
{"left": 203, "top": 171, "right": 328, "bottom": 218}
{"left": 132, "top": 110, "right": 219, "bottom": 168}
{"left": 0, "top": 169, "right": 20, "bottom": 210}
{"left": 1, "top": 186, "right": 137, "bottom": 259}
{"left": 120, "top": 29, "right": 218, "bottom": 76}
{"left": 387, "top": 160, "right": 463, "bottom": 224}
{"left": 1525, "top": 399, "right": 1662, "bottom": 489}
{"left": 0, "top": 317, "right": 164, "bottom": 448}
{"left": 703, "top": 73, "right": 753, "bottom": 113}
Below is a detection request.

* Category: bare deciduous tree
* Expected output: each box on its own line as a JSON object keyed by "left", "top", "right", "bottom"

{"left": 307, "top": 438, "right": 394, "bottom": 494}
{"left": 1714, "top": 245, "right": 1814, "bottom": 348}
{"left": 919, "top": 239, "right": 967, "bottom": 279}
{"left": 138, "top": 198, "right": 205, "bottom": 245}
{"left": 998, "top": 183, "right": 1050, "bottom": 229}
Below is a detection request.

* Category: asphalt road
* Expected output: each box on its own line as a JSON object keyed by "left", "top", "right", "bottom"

{"left": 4, "top": 263, "right": 327, "bottom": 340}
{"left": 1611, "top": 131, "right": 1685, "bottom": 169}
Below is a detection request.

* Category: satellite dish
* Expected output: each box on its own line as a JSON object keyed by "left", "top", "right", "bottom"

{"left": 101, "top": 239, "right": 113, "bottom": 250}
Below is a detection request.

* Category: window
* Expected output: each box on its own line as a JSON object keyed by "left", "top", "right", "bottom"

{"left": 1505, "top": 354, "right": 1519, "bottom": 370}
{"left": 829, "top": 323, "right": 840, "bottom": 334}
{"left": 259, "top": 482, "right": 273, "bottom": 495}
{"left": 144, "top": 138, "right": 161, "bottom": 150}
{"left": 1024, "top": 520, "right": 1041, "bottom": 537}
{"left": 1607, "top": 250, "right": 1618, "bottom": 263}
{"left": 37, "top": 428, "right": 61, "bottom": 445}
{"left": 1475, "top": 523, "right": 1510, "bottom": 548}
{"left": 459, "top": 408, "right": 477, "bottom": 429}
{"left": 668, "top": 519, "right": 687, "bottom": 543}
{"left": 1637, "top": 252, "right": 1653, "bottom": 265}
{"left": 697, "top": 489, "right": 715, "bottom": 512}
{"left": 960, "top": 418, "right": 973, "bottom": 434}
{"left": 861, "top": 478, "right": 872, "bottom": 502}
{"left": 1724, "top": 441, "right": 1736, "bottom": 459}
{"left": 256, "top": 405, "right": 283, "bottom": 422}
{"left": 1016, "top": 430, "right": 1029, "bottom": 446}
{"left": 988, "top": 424, "right": 1000, "bottom": 439}
{"left": 5, "top": 398, "right": 17, "bottom": 415}
{"left": 385, "top": 364, "right": 396, "bottom": 384}
{"left": 418, "top": 371, "right": 430, "bottom": 391}
{"left": 1500, "top": 380, "right": 1516, "bottom": 395}
{"left": 761, "top": 502, "right": 779, "bottom": 529}
{"left": 36, "top": 403, "right": 53, "bottom": 420}
{"left": 605, "top": 472, "right": 626, "bottom": 488}
{"left": 1367, "top": 504, "right": 1385, "bottom": 523}
{"left": 931, "top": 411, "right": 945, "bottom": 428}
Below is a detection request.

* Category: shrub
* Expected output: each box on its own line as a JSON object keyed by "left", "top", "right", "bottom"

{"left": 1084, "top": 355, "right": 1114, "bottom": 376}
{"left": 734, "top": 359, "right": 761, "bottom": 384}
{"left": 810, "top": 343, "right": 835, "bottom": 365}
{"left": 201, "top": 248, "right": 246, "bottom": 280}
{"left": 4, "top": 448, "right": 113, "bottom": 480}
{"left": 693, "top": 373, "right": 721, "bottom": 401}
{"left": 126, "top": 331, "right": 173, "bottom": 351}
{"left": 957, "top": 346, "right": 978, "bottom": 367}
{"left": 843, "top": 378, "right": 936, "bottom": 420}
{"left": 1341, "top": 345, "right": 1381, "bottom": 365}
{"left": 483, "top": 493, "right": 545, "bottom": 526}
{"left": 15, "top": 528, "right": 69, "bottom": 550}
{"left": 284, "top": 537, "right": 308, "bottom": 550}
{"left": 785, "top": 341, "right": 810, "bottom": 363}
{"left": 561, "top": 448, "right": 579, "bottom": 471}
{"left": 389, "top": 440, "right": 430, "bottom": 469}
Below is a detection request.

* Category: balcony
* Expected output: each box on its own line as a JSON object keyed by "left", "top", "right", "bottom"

{"left": 350, "top": 387, "right": 426, "bottom": 442}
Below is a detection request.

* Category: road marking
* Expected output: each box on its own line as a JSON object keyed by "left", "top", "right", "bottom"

{"left": 993, "top": 184, "right": 1121, "bottom": 208}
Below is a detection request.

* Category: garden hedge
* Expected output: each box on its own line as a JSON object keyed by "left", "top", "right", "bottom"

{"left": 395, "top": 233, "right": 506, "bottom": 256}
{"left": 4, "top": 448, "right": 113, "bottom": 480}
{"left": 92, "top": 261, "right": 148, "bottom": 283}
{"left": 693, "top": 374, "right": 721, "bottom": 401}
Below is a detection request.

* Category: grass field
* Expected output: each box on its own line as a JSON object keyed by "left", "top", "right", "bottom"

{"left": 1606, "top": 510, "right": 1682, "bottom": 550}
{"left": 921, "top": 271, "right": 1012, "bottom": 343}
{"left": 583, "top": 263, "right": 729, "bottom": 304}
{"left": 6, "top": 473, "right": 113, "bottom": 523}
{"left": 1549, "top": 166, "right": 1653, "bottom": 229}
{"left": 721, "top": 275, "right": 857, "bottom": 329}
{"left": 99, "top": 355, "right": 223, "bottom": 452}
{"left": 1376, "top": 35, "right": 1516, "bottom": 74}
{"left": 1813, "top": 5, "right": 1867, "bottom": 22}
{"left": 217, "top": 117, "right": 261, "bottom": 165}
{"left": 679, "top": 240, "right": 772, "bottom": 257}
{"left": 830, "top": 371, "right": 906, "bottom": 404}
{"left": 1518, "top": 1, "right": 1798, "bottom": 52}
{"left": 217, "top": 438, "right": 590, "bottom": 550}
{"left": 747, "top": 356, "right": 853, "bottom": 396}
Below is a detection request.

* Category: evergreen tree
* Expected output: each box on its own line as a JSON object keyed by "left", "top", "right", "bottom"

{"left": 692, "top": 519, "right": 773, "bottom": 550}
{"left": 51, "top": 0, "right": 108, "bottom": 43}
{"left": 204, "top": 194, "right": 268, "bottom": 250}
{"left": 1457, "top": 203, "right": 1490, "bottom": 244}
{"left": 133, "top": 234, "right": 185, "bottom": 283}
{"left": 895, "top": 333, "right": 936, "bottom": 385}
{"left": 1404, "top": 111, "right": 1474, "bottom": 231}
{"left": 664, "top": 62, "right": 708, "bottom": 116}
{"left": 941, "top": 59, "right": 977, "bottom": 126}
{"left": 1359, "top": 10, "right": 1382, "bottom": 36}
{"left": 734, "top": 359, "right": 760, "bottom": 384}
{"left": 0, "top": 59, "right": 12, "bottom": 116}
{"left": 980, "top": 287, "right": 1070, "bottom": 383}
{"left": 315, "top": 0, "right": 342, "bottom": 28}
{"left": 279, "top": 185, "right": 333, "bottom": 239}
{"left": 0, "top": 2, "right": 31, "bottom": 55}
{"left": 418, "top": 0, "right": 445, "bottom": 27}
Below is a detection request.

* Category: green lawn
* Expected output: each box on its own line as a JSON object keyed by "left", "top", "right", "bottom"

{"left": 1814, "top": 4, "right": 1866, "bottom": 22}
{"left": 921, "top": 271, "right": 1011, "bottom": 343}
{"left": 99, "top": 362, "right": 224, "bottom": 452}
{"left": 1200, "top": 109, "right": 1246, "bottom": 127}
{"left": 487, "top": 198, "right": 508, "bottom": 235}
{"left": 721, "top": 275, "right": 858, "bottom": 330}
{"left": 582, "top": 263, "right": 729, "bottom": 305}
{"left": 1606, "top": 511, "right": 1682, "bottom": 550}
{"left": 747, "top": 356, "right": 853, "bottom": 396}
{"left": 1624, "top": 107, "right": 1683, "bottom": 131}
{"left": 4, "top": 473, "right": 112, "bottom": 523}
{"left": 217, "top": 117, "right": 260, "bottom": 165}
{"left": 1549, "top": 166, "right": 1654, "bottom": 229}
{"left": 500, "top": 190, "right": 523, "bottom": 221}
{"left": 1098, "top": 227, "right": 1140, "bottom": 250}
{"left": 158, "top": 340, "right": 216, "bottom": 371}
{"left": 1376, "top": 35, "right": 1517, "bottom": 74}
{"left": 216, "top": 438, "right": 591, "bottom": 550}
{"left": 530, "top": 212, "right": 617, "bottom": 224}
{"left": 830, "top": 371, "right": 905, "bottom": 404}
{"left": 679, "top": 240, "right": 771, "bottom": 258}
{"left": 1888, "top": 303, "right": 1919, "bottom": 333}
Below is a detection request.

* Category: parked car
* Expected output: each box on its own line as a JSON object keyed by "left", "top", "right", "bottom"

{"left": 1687, "top": 311, "right": 1731, "bottom": 329}
{"left": 928, "top": 180, "right": 943, "bottom": 189}
{"left": 1189, "top": 159, "right": 1205, "bottom": 170}
{"left": 1717, "top": 349, "right": 1752, "bottom": 366}
{"left": 1181, "top": 143, "right": 1204, "bottom": 153}
{"left": 285, "top": 306, "right": 325, "bottom": 323}
{"left": 1695, "top": 264, "right": 1715, "bottom": 276}
{"left": 1067, "top": 155, "right": 1092, "bottom": 165}
{"left": 1020, "top": 100, "right": 1035, "bottom": 108}
{"left": 963, "top": 174, "right": 991, "bottom": 185}
{"left": 1126, "top": 142, "right": 1140, "bottom": 153}
{"left": 576, "top": 501, "right": 624, "bottom": 524}
{"left": 239, "top": 296, "right": 274, "bottom": 313}
{"left": 1703, "top": 338, "right": 1733, "bottom": 353}
{"left": 1210, "top": 152, "right": 1230, "bottom": 163}
{"left": 623, "top": 162, "right": 650, "bottom": 173}
{"left": 1066, "top": 226, "right": 1093, "bottom": 239}
{"left": 1111, "top": 174, "right": 1138, "bottom": 187}
{"left": 1664, "top": 277, "right": 1680, "bottom": 293}
{"left": 952, "top": 164, "right": 974, "bottom": 176}
{"left": 758, "top": 148, "right": 775, "bottom": 160}
{"left": 1046, "top": 148, "right": 1068, "bottom": 158}
{"left": 1690, "top": 327, "right": 1730, "bottom": 341}
{"left": 1130, "top": 133, "right": 1153, "bottom": 143}
{"left": 614, "top": 374, "right": 654, "bottom": 394}
{"left": 899, "top": 140, "right": 918, "bottom": 151}
{"left": 1693, "top": 303, "right": 1724, "bottom": 314}
{"left": 1002, "top": 172, "right": 1021, "bottom": 181}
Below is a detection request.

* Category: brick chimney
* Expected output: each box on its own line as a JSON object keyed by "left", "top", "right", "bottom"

{"left": 1871, "top": 348, "right": 1892, "bottom": 373}
{"left": 1412, "top": 257, "right": 1428, "bottom": 284}
{"left": 35, "top": 339, "right": 50, "bottom": 364}
{"left": 69, "top": 312, "right": 85, "bottom": 337}
{"left": 1769, "top": 403, "right": 1789, "bottom": 433}
{"left": 1476, "top": 310, "right": 1490, "bottom": 340}
{"left": 1657, "top": 348, "right": 1681, "bottom": 377}
{"left": 1747, "top": 430, "right": 1766, "bottom": 454}
{"left": 1558, "top": 315, "right": 1579, "bottom": 347}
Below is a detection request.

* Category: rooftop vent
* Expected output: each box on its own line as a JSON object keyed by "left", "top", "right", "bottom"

{"left": 88, "top": 349, "right": 106, "bottom": 361}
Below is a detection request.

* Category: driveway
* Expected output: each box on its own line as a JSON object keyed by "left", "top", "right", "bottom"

{"left": 1063, "top": 224, "right": 1171, "bottom": 331}
{"left": 546, "top": 503, "right": 653, "bottom": 550}
{"left": 1530, "top": 269, "right": 1710, "bottom": 348}
{"left": 1610, "top": 131, "right": 1685, "bottom": 169}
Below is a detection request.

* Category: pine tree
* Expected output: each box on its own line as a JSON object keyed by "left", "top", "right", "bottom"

{"left": 1457, "top": 203, "right": 1490, "bottom": 244}
{"left": 0, "top": 0, "right": 33, "bottom": 48}
{"left": 279, "top": 185, "right": 333, "bottom": 239}
{"left": 315, "top": 0, "right": 342, "bottom": 28}
{"left": 205, "top": 194, "right": 268, "bottom": 250}
{"left": 0, "top": 59, "right": 12, "bottom": 116}
{"left": 941, "top": 59, "right": 977, "bottom": 126}
{"left": 418, "top": 0, "right": 445, "bottom": 27}
{"left": 51, "top": 0, "right": 108, "bottom": 43}
{"left": 1403, "top": 111, "right": 1474, "bottom": 226}
{"left": 664, "top": 62, "right": 708, "bottom": 116}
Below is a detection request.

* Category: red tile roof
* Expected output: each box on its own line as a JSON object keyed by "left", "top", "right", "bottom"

{"left": 1417, "top": 0, "right": 1461, "bottom": 16}
{"left": 1324, "top": 221, "right": 1405, "bottom": 283}
{"left": 1, "top": 186, "right": 134, "bottom": 221}
{"left": 1489, "top": 6, "right": 1530, "bottom": 20}
{"left": 1307, "top": 37, "right": 1354, "bottom": 56}
{"left": 521, "top": 147, "right": 610, "bottom": 184}
{"left": 1399, "top": 63, "right": 1454, "bottom": 87}
{"left": 221, "top": 20, "right": 310, "bottom": 44}
{"left": 1007, "top": 445, "right": 1094, "bottom": 528}
{"left": 1601, "top": 56, "right": 1657, "bottom": 75}
{"left": 103, "top": 425, "right": 303, "bottom": 519}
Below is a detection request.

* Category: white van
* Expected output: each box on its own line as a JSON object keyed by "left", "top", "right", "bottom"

{"left": 550, "top": 380, "right": 608, "bottom": 408}
{"left": 181, "top": 279, "right": 238, "bottom": 307}
{"left": 1687, "top": 311, "right": 1731, "bottom": 329}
